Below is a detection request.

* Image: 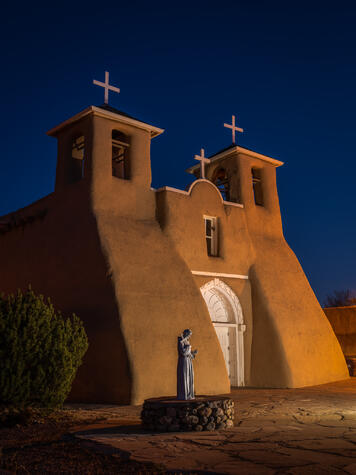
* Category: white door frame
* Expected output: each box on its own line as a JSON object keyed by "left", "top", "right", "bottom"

{"left": 200, "top": 278, "right": 246, "bottom": 386}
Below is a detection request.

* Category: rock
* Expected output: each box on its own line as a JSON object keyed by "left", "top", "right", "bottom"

{"left": 178, "top": 410, "right": 188, "bottom": 419}
{"left": 159, "top": 415, "right": 172, "bottom": 425}
{"left": 189, "top": 415, "right": 199, "bottom": 425}
{"left": 182, "top": 416, "right": 190, "bottom": 425}
{"left": 166, "top": 407, "right": 176, "bottom": 418}
{"left": 199, "top": 416, "right": 208, "bottom": 425}
{"left": 199, "top": 407, "right": 212, "bottom": 418}
{"left": 205, "top": 422, "right": 216, "bottom": 431}
{"left": 141, "top": 397, "right": 233, "bottom": 432}
{"left": 214, "top": 408, "right": 224, "bottom": 417}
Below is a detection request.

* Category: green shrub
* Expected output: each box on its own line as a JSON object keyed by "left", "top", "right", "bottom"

{"left": 0, "top": 288, "right": 88, "bottom": 408}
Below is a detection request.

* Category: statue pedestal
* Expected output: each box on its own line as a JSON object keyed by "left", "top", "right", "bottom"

{"left": 141, "top": 396, "right": 234, "bottom": 432}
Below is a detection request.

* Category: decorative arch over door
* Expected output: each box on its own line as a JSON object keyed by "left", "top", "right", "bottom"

{"left": 200, "top": 278, "right": 246, "bottom": 386}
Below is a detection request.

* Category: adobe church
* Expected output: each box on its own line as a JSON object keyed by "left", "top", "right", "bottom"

{"left": 0, "top": 74, "right": 348, "bottom": 404}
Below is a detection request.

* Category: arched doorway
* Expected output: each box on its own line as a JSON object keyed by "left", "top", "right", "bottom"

{"left": 200, "top": 279, "right": 246, "bottom": 386}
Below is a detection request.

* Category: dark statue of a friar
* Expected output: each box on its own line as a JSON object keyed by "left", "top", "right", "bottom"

{"left": 177, "top": 329, "right": 198, "bottom": 400}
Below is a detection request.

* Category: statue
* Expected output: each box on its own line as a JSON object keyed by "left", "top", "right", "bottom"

{"left": 177, "top": 329, "right": 198, "bottom": 400}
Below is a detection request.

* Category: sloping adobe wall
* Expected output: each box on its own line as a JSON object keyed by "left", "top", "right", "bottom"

{"left": 324, "top": 306, "right": 356, "bottom": 356}
{"left": 94, "top": 210, "right": 231, "bottom": 405}
{"left": 249, "top": 236, "right": 349, "bottom": 387}
{"left": 0, "top": 183, "right": 131, "bottom": 404}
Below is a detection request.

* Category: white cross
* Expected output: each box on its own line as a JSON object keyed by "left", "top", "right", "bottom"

{"left": 224, "top": 115, "right": 244, "bottom": 144}
{"left": 93, "top": 71, "right": 120, "bottom": 104}
{"left": 194, "top": 148, "right": 210, "bottom": 179}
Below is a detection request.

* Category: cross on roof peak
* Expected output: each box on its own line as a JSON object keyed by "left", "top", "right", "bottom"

{"left": 93, "top": 71, "right": 120, "bottom": 105}
{"left": 194, "top": 148, "right": 210, "bottom": 179}
{"left": 224, "top": 114, "right": 244, "bottom": 144}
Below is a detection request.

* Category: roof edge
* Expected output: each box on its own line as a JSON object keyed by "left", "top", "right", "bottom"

{"left": 186, "top": 145, "right": 283, "bottom": 174}
{"left": 46, "top": 105, "right": 164, "bottom": 138}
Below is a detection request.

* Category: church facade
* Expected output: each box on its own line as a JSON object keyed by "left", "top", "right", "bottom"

{"left": 0, "top": 104, "right": 348, "bottom": 404}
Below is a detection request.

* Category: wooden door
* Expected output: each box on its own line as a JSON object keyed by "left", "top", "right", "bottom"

{"left": 214, "top": 325, "right": 237, "bottom": 385}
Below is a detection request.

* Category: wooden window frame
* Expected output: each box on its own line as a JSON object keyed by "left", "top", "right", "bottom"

{"left": 251, "top": 167, "right": 264, "bottom": 206}
{"left": 204, "top": 216, "right": 218, "bottom": 257}
{"left": 71, "top": 135, "right": 85, "bottom": 182}
{"left": 112, "top": 133, "right": 130, "bottom": 180}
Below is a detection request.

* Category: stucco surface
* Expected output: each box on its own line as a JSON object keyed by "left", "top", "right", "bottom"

{"left": 94, "top": 213, "right": 230, "bottom": 404}
{"left": 156, "top": 156, "right": 348, "bottom": 388}
{"left": 0, "top": 184, "right": 131, "bottom": 403}
{"left": 89, "top": 114, "right": 230, "bottom": 403}
{"left": 0, "top": 106, "right": 348, "bottom": 405}
{"left": 249, "top": 237, "right": 348, "bottom": 387}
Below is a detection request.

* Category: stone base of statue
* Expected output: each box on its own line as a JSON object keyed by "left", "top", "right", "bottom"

{"left": 141, "top": 396, "right": 234, "bottom": 432}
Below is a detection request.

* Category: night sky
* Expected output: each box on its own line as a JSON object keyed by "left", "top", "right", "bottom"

{"left": 0, "top": 1, "right": 355, "bottom": 304}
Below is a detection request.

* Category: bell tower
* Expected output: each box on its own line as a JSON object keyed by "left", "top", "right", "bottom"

{"left": 47, "top": 105, "right": 164, "bottom": 219}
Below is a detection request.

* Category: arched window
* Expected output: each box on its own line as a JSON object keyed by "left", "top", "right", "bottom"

{"left": 252, "top": 167, "right": 263, "bottom": 206}
{"left": 71, "top": 135, "right": 85, "bottom": 183}
{"left": 112, "top": 130, "right": 130, "bottom": 179}
{"left": 212, "top": 168, "right": 230, "bottom": 201}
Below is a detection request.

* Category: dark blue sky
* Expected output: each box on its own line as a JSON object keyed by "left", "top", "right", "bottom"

{"left": 0, "top": 1, "right": 355, "bottom": 304}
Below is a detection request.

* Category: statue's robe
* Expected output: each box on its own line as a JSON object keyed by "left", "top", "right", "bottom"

{"left": 177, "top": 337, "right": 195, "bottom": 400}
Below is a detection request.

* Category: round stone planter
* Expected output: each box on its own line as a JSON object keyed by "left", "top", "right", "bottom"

{"left": 141, "top": 396, "right": 234, "bottom": 432}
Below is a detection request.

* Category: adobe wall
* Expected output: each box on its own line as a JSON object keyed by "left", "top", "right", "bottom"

{"left": 248, "top": 239, "right": 349, "bottom": 387}
{"left": 239, "top": 157, "right": 349, "bottom": 387}
{"left": 90, "top": 115, "right": 230, "bottom": 404}
{"left": 324, "top": 306, "right": 356, "bottom": 356}
{"left": 156, "top": 165, "right": 349, "bottom": 388}
{"left": 155, "top": 180, "right": 254, "bottom": 386}
{"left": 0, "top": 107, "right": 348, "bottom": 404}
{"left": 0, "top": 183, "right": 132, "bottom": 404}
{"left": 0, "top": 113, "right": 232, "bottom": 405}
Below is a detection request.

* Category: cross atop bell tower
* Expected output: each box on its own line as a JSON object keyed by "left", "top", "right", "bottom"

{"left": 194, "top": 148, "right": 210, "bottom": 179}
{"left": 224, "top": 114, "right": 244, "bottom": 144}
{"left": 93, "top": 71, "right": 120, "bottom": 104}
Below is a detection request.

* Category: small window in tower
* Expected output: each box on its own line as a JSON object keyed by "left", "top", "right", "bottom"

{"left": 252, "top": 168, "right": 263, "bottom": 206}
{"left": 112, "top": 130, "right": 130, "bottom": 179}
{"left": 204, "top": 216, "right": 218, "bottom": 257}
{"left": 212, "top": 168, "right": 230, "bottom": 201}
{"left": 71, "top": 135, "right": 85, "bottom": 183}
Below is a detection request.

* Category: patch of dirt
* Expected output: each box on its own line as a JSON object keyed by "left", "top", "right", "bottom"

{"left": 0, "top": 411, "right": 164, "bottom": 474}
{"left": 1, "top": 438, "right": 164, "bottom": 474}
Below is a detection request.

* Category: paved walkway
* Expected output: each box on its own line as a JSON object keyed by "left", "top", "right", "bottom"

{"left": 70, "top": 378, "right": 356, "bottom": 474}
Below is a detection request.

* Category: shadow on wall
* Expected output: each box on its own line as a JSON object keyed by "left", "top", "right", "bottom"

{"left": 249, "top": 266, "right": 292, "bottom": 388}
